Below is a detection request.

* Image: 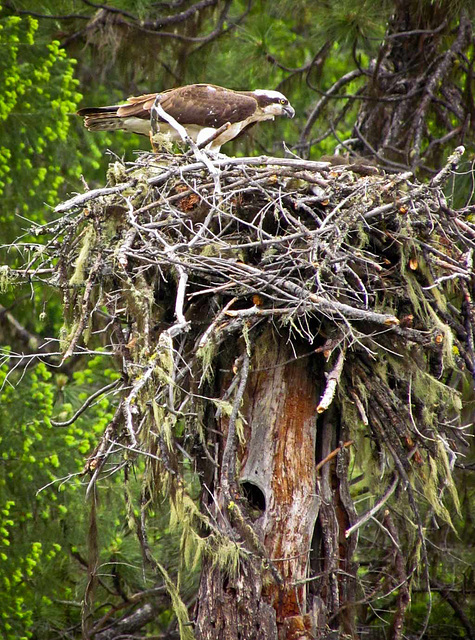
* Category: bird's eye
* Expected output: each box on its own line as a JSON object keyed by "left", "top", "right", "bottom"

{"left": 280, "top": 99, "right": 287, "bottom": 105}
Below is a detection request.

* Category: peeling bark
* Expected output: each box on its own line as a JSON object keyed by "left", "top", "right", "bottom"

{"left": 242, "top": 330, "right": 321, "bottom": 629}
{"left": 195, "top": 328, "right": 322, "bottom": 639}
{"left": 195, "top": 329, "right": 360, "bottom": 638}
{"left": 195, "top": 561, "right": 278, "bottom": 640}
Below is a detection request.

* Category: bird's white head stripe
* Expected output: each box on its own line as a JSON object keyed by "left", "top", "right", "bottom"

{"left": 253, "top": 89, "right": 287, "bottom": 100}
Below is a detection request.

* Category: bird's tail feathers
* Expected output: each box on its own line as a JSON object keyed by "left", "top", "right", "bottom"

{"left": 83, "top": 115, "right": 125, "bottom": 132}
{"left": 77, "top": 106, "right": 122, "bottom": 132}
{"left": 77, "top": 105, "right": 119, "bottom": 116}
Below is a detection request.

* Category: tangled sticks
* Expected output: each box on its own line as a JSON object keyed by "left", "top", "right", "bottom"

{"left": 10, "top": 146, "right": 475, "bottom": 634}
{"left": 22, "top": 145, "right": 473, "bottom": 494}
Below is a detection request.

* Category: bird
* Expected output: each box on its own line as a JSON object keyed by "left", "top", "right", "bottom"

{"left": 77, "top": 83, "right": 295, "bottom": 151}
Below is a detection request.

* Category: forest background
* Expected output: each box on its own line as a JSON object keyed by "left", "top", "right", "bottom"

{"left": 0, "top": 1, "right": 474, "bottom": 639}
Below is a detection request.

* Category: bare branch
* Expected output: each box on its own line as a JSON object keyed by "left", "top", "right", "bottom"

{"left": 316, "top": 349, "right": 346, "bottom": 413}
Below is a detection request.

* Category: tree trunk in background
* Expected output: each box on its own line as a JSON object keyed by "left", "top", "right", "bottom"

{"left": 354, "top": 1, "right": 471, "bottom": 170}
{"left": 195, "top": 327, "right": 358, "bottom": 639}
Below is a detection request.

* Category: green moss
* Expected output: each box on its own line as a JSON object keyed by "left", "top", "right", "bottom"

{"left": 196, "top": 339, "right": 217, "bottom": 386}
{"left": 69, "top": 225, "right": 96, "bottom": 286}
{"left": 0, "top": 265, "right": 12, "bottom": 292}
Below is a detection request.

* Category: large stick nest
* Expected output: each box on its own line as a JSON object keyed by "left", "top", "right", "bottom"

{"left": 14, "top": 146, "right": 474, "bottom": 483}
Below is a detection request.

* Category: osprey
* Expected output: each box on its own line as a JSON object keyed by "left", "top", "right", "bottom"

{"left": 77, "top": 84, "right": 295, "bottom": 151}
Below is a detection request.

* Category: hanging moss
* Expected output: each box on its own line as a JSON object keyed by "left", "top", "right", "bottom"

{"left": 69, "top": 224, "right": 96, "bottom": 286}
{"left": 0, "top": 265, "right": 13, "bottom": 292}
{"left": 196, "top": 338, "right": 217, "bottom": 386}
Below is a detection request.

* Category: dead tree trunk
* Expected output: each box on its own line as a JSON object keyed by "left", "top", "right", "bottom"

{"left": 196, "top": 329, "right": 325, "bottom": 638}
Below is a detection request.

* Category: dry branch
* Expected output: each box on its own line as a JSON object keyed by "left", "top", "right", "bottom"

{"left": 316, "top": 349, "right": 346, "bottom": 413}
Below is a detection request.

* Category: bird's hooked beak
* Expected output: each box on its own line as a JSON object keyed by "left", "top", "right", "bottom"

{"left": 283, "top": 104, "right": 295, "bottom": 118}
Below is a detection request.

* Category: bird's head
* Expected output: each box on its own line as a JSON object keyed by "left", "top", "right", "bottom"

{"left": 253, "top": 90, "right": 295, "bottom": 119}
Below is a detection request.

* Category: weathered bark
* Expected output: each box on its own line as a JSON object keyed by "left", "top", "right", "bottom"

{"left": 195, "top": 327, "right": 322, "bottom": 639}
{"left": 195, "top": 560, "right": 278, "bottom": 639}
{"left": 195, "top": 327, "right": 359, "bottom": 639}
{"left": 242, "top": 330, "right": 320, "bottom": 636}
{"left": 310, "top": 408, "right": 358, "bottom": 639}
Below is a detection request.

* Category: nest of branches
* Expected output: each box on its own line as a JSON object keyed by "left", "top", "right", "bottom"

{"left": 7, "top": 145, "right": 475, "bottom": 633}
{"left": 17, "top": 144, "right": 473, "bottom": 496}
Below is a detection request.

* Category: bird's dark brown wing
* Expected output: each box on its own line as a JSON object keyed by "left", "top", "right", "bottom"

{"left": 158, "top": 85, "right": 258, "bottom": 128}
{"left": 78, "top": 85, "right": 260, "bottom": 136}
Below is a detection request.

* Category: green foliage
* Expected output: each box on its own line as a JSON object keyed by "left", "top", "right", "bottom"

{"left": 0, "top": 360, "right": 105, "bottom": 638}
{"left": 309, "top": 0, "right": 389, "bottom": 47}
{"left": 0, "top": 355, "right": 201, "bottom": 639}
{"left": 0, "top": 8, "right": 78, "bottom": 229}
{"left": 0, "top": 3, "right": 139, "bottom": 244}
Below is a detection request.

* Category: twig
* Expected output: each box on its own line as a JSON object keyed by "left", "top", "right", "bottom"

{"left": 85, "top": 404, "right": 124, "bottom": 498}
{"left": 151, "top": 97, "right": 222, "bottom": 196}
{"left": 61, "top": 251, "right": 103, "bottom": 363}
{"left": 52, "top": 380, "right": 121, "bottom": 427}
{"left": 122, "top": 364, "right": 158, "bottom": 447}
{"left": 430, "top": 145, "right": 465, "bottom": 189}
{"left": 147, "top": 155, "right": 331, "bottom": 188}
{"left": 384, "top": 511, "right": 411, "bottom": 640}
{"left": 221, "top": 351, "right": 250, "bottom": 493}
{"left": 350, "top": 389, "right": 368, "bottom": 425}
{"left": 345, "top": 475, "right": 399, "bottom": 538}
{"left": 431, "top": 580, "right": 475, "bottom": 640}
{"left": 193, "top": 121, "right": 231, "bottom": 150}
{"left": 316, "top": 440, "right": 354, "bottom": 473}
{"left": 299, "top": 69, "right": 364, "bottom": 148}
{"left": 316, "top": 349, "right": 346, "bottom": 413}
{"left": 55, "top": 182, "right": 136, "bottom": 213}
